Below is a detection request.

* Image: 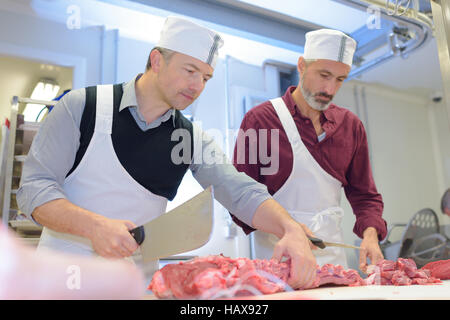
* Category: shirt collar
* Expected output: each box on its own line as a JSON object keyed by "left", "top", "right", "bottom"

{"left": 119, "top": 74, "right": 141, "bottom": 112}
{"left": 120, "top": 73, "right": 177, "bottom": 128}
{"left": 283, "top": 85, "right": 336, "bottom": 123}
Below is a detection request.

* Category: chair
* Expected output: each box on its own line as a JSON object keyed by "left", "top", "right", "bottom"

{"left": 379, "top": 208, "right": 448, "bottom": 268}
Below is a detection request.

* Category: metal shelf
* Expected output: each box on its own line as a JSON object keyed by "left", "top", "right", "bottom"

{"left": 1, "top": 96, "right": 51, "bottom": 241}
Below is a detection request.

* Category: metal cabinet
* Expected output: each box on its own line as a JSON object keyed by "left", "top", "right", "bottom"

{"left": 1, "top": 96, "right": 54, "bottom": 246}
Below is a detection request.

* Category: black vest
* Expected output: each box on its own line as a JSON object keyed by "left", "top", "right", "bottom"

{"left": 67, "top": 84, "right": 193, "bottom": 200}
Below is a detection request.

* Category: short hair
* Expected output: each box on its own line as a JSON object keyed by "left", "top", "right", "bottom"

{"left": 145, "top": 47, "right": 175, "bottom": 71}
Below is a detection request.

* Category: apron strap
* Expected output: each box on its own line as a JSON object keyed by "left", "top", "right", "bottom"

{"left": 270, "top": 98, "right": 304, "bottom": 152}
{"left": 94, "top": 84, "right": 114, "bottom": 134}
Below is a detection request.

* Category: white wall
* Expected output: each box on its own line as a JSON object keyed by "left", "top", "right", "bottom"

{"left": 0, "top": 9, "right": 102, "bottom": 84}
{"left": 116, "top": 34, "right": 152, "bottom": 83}
{"left": 0, "top": 9, "right": 105, "bottom": 122}
{"left": 428, "top": 99, "right": 450, "bottom": 188}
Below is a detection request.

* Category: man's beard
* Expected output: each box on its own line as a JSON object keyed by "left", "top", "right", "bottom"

{"left": 300, "top": 76, "right": 333, "bottom": 111}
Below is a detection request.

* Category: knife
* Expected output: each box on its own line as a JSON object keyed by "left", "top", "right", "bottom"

{"left": 129, "top": 186, "right": 214, "bottom": 262}
{"left": 307, "top": 236, "right": 361, "bottom": 250}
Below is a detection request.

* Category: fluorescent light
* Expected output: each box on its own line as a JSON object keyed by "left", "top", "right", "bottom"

{"left": 23, "top": 79, "right": 60, "bottom": 122}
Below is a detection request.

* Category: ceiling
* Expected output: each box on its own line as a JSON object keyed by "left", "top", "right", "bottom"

{"left": 237, "top": 0, "right": 370, "bottom": 34}
{"left": 99, "top": 0, "right": 445, "bottom": 93}
{"left": 0, "top": 0, "right": 444, "bottom": 94}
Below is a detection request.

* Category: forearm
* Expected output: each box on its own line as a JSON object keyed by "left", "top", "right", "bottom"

{"left": 32, "top": 198, "right": 102, "bottom": 240}
{"left": 362, "top": 226, "right": 380, "bottom": 243}
{"left": 251, "top": 199, "right": 301, "bottom": 239}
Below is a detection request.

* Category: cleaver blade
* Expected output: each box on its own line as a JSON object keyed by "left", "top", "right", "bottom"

{"left": 129, "top": 186, "right": 214, "bottom": 262}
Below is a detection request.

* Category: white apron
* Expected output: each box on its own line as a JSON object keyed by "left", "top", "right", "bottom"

{"left": 253, "top": 97, "right": 348, "bottom": 268}
{"left": 38, "top": 84, "right": 168, "bottom": 281}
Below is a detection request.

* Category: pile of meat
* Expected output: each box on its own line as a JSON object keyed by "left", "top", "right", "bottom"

{"left": 363, "top": 258, "right": 442, "bottom": 286}
{"left": 149, "top": 255, "right": 448, "bottom": 299}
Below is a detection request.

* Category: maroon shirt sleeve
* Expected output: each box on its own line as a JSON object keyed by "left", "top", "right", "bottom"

{"left": 344, "top": 121, "right": 387, "bottom": 240}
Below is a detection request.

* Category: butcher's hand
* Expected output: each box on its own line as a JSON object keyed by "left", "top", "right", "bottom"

{"left": 297, "top": 222, "right": 319, "bottom": 250}
{"left": 359, "top": 227, "right": 384, "bottom": 273}
{"left": 89, "top": 217, "right": 139, "bottom": 259}
{"left": 272, "top": 225, "right": 318, "bottom": 290}
{"left": 251, "top": 199, "right": 318, "bottom": 289}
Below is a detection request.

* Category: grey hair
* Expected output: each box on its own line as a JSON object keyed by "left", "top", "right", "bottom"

{"left": 303, "top": 59, "right": 317, "bottom": 68}
{"left": 146, "top": 47, "right": 175, "bottom": 70}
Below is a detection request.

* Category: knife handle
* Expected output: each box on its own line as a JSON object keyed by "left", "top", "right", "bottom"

{"left": 129, "top": 226, "right": 145, "bottom": 245}
{"left": 307, "top": 236, "right": 326, "bottom": 249}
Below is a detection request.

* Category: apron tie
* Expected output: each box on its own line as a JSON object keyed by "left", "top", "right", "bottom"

{"left": 310, "top": 207, "right": 344, "bottom": 234}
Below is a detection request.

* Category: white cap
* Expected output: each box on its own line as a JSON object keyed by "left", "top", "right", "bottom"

{"left": 156, "top": 16, "right": 224, "bottom": 69}
{"left": 303, "top": 29, "right": 357, "bottom": 67}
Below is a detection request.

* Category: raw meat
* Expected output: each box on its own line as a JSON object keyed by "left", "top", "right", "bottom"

{"left": 149, "top": 255, "right": 290, "bottom": 299}
{"left": 311, "top": 264, "right": 365, "bottom": 288}
{"left": 421, "top": 259, "right": 450, "bottom": 280}
{"left": 148, "top": 255, "right": 363, "bottom": 299}
{"left": 364, "top": 258, "right": 442, "bottom": 286}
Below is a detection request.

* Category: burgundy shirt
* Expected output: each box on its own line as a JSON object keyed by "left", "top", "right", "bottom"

{"left": 231, "top": 86, "right": 387, "bottom": 240}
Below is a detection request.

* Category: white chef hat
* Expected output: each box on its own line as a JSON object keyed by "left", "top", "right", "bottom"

{"left": 156, "top": 16, "right": 224, "bottom": 69}
{"left": 303, "top": 29, "right": 357, "bottom": 67}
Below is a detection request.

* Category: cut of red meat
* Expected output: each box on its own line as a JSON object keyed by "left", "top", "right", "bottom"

{"left": 397, "top": 258, "right": 420, "bottom": 278}
{"left": 391, "top": 270, "right": 412, "bottom": 286}
{"left": 379, "top": 259, "right": 396, "bottom": 271}
{"left": 364, "top": 258, "right": 442, "bottom": 286}
{"left": 149, "top": 255, "right": 291, "bottom": 299}
{"left": 421, "top": 259, "right": 450, "bottom": 280}
{"left": 380, "top": 270, "right": 396, "bottom": 280}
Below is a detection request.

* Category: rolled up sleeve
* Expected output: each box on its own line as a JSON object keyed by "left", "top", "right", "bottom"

{"left": 190, "top": 124, "right": 271, "bottom": 228}
{"left": 345, "top": 121, "right": 387, "bottom": 241}
{"left": 16, "top": 89, "right": 85, "bottom": 223}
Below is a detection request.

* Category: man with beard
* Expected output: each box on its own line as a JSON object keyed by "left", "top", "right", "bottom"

{"left": 231, "top": 29, "right": 387, "bottom": 272}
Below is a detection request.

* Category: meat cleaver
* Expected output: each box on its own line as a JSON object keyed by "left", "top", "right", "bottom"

{"left": 129, "top": 186, "right": 214, "bottom": 262}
